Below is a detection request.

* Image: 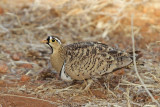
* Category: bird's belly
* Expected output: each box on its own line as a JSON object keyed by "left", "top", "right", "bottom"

{"left": 64, "top": 59, "right": 117, "bottom": 80}
{"left": 65, "top": 62, "right": 102, "bottom": 80}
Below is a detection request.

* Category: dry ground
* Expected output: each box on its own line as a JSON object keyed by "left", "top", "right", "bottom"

{"left": 0, "top": 0, "right": 160, "bottom": 107}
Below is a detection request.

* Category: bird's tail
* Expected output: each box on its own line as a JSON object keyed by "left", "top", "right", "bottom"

{"left": 125, "top": 50, "right": 144, "bottom": 69}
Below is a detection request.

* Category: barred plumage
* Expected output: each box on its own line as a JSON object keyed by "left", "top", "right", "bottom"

{"left": 42, "top": 36, "right": 142, "bottom": 90}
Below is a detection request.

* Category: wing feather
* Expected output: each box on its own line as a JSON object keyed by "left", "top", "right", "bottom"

{"left": 63, "top": 42, "right": 132, "bottom": 80}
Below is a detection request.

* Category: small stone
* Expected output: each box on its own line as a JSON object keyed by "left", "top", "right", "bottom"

{"left": 20, "top": 75, "right": 30, "bottom": 82}
{"left": 11, "top": 53, "right": 20, "bottom": 61}
{"left": 0, "top": 63, "right": 8, "bottom": 73}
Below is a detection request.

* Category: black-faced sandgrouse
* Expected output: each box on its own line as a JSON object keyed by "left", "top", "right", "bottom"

{"left": 42, "top": 36, "right": 142, "bottom": 90}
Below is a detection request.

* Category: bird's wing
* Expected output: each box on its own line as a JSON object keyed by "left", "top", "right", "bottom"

{"left": 63, "top": 42, "right": 132, "bottom": 80}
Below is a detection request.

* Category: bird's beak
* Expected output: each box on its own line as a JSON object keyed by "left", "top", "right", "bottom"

{"left": 41, "top": 40, "right": 48, "bottom": 44}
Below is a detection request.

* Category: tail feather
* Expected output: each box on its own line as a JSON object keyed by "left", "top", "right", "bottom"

{"left": 128, "top": 50, "right": 143, "bottom": 60}
{"left": 126, "top": 51, "right": 144, "bottom": 69}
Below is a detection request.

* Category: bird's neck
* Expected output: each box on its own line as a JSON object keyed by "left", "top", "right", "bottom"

{"left": 50, "top": 45, "right": 66, "bottom": 73}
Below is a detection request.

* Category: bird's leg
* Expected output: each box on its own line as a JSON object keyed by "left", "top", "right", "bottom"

{"left": 67, "top": 80, "right": 83, "bottom": 89}
{"left": 81, "top": 79, "right": 93, "bottom": 91}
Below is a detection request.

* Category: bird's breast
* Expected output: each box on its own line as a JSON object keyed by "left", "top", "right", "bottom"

{"left": 50, "top": 51, "right": 64, "bottom": 73}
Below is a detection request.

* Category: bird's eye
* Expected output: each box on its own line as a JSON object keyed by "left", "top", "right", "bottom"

{"left": 52, "top": 39, "right": 55, "bottom": 42}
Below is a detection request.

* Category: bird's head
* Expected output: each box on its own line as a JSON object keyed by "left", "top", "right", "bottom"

{"left": 42, "top": 36, "right": 62, "bottom": 53}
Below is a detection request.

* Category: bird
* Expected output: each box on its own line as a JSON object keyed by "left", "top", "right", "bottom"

{"left": 42, "top": 36, "right": 142, "bottom": 90}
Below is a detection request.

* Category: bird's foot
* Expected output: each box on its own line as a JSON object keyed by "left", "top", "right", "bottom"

{"left": 80, "top": 79, "right": 93, "bottom": 92}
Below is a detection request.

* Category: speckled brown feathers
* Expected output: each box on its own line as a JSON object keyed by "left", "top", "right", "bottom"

{"left": 43, "top": 36, "right": 141, "bottom": 84}
{"left": 64, "top": 42, "right": 132, "bottom": 80}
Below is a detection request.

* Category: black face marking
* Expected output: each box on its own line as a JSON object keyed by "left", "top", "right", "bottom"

{"left": 46, "top": 36, "right": 53, "bottom": 54}
{"left": 48, "top": 44, "right": 53, "bottom": 54}
{"left": 45, "top": 36, "right": 61, "bottom": 54}
{"left": 47, "top": 36, "right": 50, "bottom": 44}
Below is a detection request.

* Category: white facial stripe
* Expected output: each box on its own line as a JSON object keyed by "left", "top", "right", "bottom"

{"left": 49, "top": 36, "right": 52, "bottom": 40}
{"left": 54, "top": 37, "right": 61, "bottom": 44}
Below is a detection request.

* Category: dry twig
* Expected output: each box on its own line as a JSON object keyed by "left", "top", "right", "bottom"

{"left": 131, "top": 14, "right": 160, "bottom": 106}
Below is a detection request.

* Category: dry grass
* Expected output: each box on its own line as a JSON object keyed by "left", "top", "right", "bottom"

{"left": 131, "top": 14, "right": 160, "bottom": 106}
{"left": 0, "top": 0, "right": 160, "bottom": 106}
